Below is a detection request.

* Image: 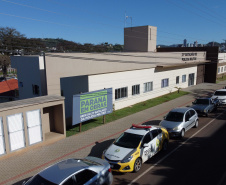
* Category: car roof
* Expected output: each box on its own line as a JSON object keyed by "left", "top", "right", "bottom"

{"left": 170, "top": 107, "right": 192, "bottom": 113}
{"left": 39, "top": 158, "right": 98, "bottom": 184}
{"left": 125, "top": 125, "right": 157, "bottom": 136}
{"left": 215, "top": 89, "right": 226, "bottom": 92}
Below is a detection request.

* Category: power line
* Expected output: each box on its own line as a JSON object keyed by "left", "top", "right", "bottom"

{"left": 0, "top": 0, "right": 224, "bottom": 46}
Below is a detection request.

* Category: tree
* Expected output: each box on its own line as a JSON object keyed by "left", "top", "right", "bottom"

{"left": 0, "top": 55, "right": 10, "bottom": 77}
{"left": 0, "top": 27, "right": 25, "bottom": 54}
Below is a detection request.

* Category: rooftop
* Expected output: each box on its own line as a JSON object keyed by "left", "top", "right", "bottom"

{"left": 0, "top": 79, "right": 18, "bottom": 94}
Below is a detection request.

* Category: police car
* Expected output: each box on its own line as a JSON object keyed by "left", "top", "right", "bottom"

{"left": 102, "top": 124, "right": 169, "bottom": 173}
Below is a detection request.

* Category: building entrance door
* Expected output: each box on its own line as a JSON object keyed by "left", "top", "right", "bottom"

{"left": 188, "top": 73, "right": 195, "bottom": 86}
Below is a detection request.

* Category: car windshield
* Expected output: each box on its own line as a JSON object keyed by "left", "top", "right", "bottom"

{"left": 114, "top": 132, "right": 143, "bottom": 149}
{"left": 26, "top": 175, "right": 57, "bottom": 185}
{"left": 165, "top": 112, "right": 184, "bottom": 122}
{"left": 194, "top": 99, "right": 209, "bottom": 105}
{"left": 214, "top": 91, "right": 226, "bottom": 96}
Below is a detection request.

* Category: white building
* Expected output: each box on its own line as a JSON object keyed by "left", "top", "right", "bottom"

{"left": 11, "top": 26, "right": 209, "bottom": 126}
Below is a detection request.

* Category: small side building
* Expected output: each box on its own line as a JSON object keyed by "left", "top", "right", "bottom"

{"left": 0, "top": 95, "right": 65, "bottom": 159}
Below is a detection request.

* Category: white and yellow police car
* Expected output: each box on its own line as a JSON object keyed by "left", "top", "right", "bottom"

{"left": 102, "top": 124, "right": 169, "bottom": 173}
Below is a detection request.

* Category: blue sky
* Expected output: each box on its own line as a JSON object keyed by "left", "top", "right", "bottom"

{"left": 0, "top": 0, "right": 226, "bottom": 45}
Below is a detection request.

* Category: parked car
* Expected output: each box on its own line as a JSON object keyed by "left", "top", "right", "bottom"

{"left": 159, "top": 107, "right": 198, "bottom": 138}
{"left": 190, "top": 97, "right": 218, "bottom": 117}
{"left": 23, "top": 156, "right": 113, "bottom": 185}
{"left": 102, "top": 124, "right": 169, "bottom": 173}
{"left": 212, "top": 89, "right": 226, "bottom": 105}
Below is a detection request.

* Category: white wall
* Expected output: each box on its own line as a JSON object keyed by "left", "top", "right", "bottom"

{"left": 88, "top": 66, "right": 197, "bottom": 110}
{"left": 218, "top": 53, "right": 226, "bottom": 63}
{"left": 11, "top": 56, "right": 43, "bottom": 99}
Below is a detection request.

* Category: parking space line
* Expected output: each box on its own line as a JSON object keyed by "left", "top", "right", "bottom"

{"left": 128, "top": 110, "right": 226, "bottom": 185}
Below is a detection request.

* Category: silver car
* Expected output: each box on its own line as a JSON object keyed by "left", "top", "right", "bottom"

{"left": 212, "top": 89, "right": 226, "bottom": 105}
{"left": 159, "top": 107, "right": 198, "bottom": 138}
{"left": 23, "top": 156, "right": 113, "bottom": 185}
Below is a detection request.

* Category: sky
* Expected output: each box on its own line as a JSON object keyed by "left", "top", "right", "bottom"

{"left": 0, "top": 0, "right": 226, "bottom": 46}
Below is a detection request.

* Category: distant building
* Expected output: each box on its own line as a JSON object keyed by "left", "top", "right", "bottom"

{"left": 0, "top": 79, "right": 18, "bottom": 102}
{"left": 194, "top": 41, "right": 198, "bottom": 47}
{"left": 183, "top": 39, "right": 187, "bottom": 47}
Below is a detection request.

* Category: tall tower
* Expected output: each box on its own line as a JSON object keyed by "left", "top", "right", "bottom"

{"left": 124, "top": 25, "right": 157, "bottom": 52}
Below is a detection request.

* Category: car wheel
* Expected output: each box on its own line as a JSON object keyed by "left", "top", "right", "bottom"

{"left": 193, "top": 120, "right": 198, "bottom": 128}
{"left": 180, "top": 129, "right": 185, "bottom": 138}
{"left": 133, "top": 157, "right": 142, "bottom": 173}
{"left": 162, "top": 140, "right": 168, "bottom": 151}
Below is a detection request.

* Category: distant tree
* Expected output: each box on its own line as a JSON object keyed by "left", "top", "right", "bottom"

{"left": 0, "top": 27, "right": 26, "bottom": 54}
{"left": 113, "top": 44, "right": 123, "bottom": 51}
{"left": 0, "top": 55, "right": 10, "bottom": 77}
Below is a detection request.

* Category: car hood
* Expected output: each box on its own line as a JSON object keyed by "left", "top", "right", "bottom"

{"left": 160, "top": 120, "right": 182, "bottom": 129}
{"left": 212, "top": 95, "right": 226, "bottom": 100}
{"left": 105, "top": 144, "right": 134, "bottom": 161}
{"left": 191, "top": 104, "right": 207, "bottom": 111}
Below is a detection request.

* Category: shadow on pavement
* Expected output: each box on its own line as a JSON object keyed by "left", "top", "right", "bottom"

{"left": 88, "top": 139, "right": 115, "bottom": 158}
{"left": 13, "top": 177, "right": 30, "bottom": 185}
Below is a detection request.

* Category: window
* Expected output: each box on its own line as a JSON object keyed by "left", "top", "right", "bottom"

{"left": 218, "top": 67, "right": 220, "bottom": 74}
{"left": 221, "top": 67, "right": 224, "bottom": 73}
{"left": 151, "top": 130, "right": 159, "bottom": 138}
{"left": 132, "top": 84, "right": 140, "bottom": 95}
{"left": 115, "top": 87, "right": 128, "bottom": 100}
{"left": 185, "top": 111, "right": 191, "bottom": 121}
{"left": 142, "top": 133, "right": 151, "bottom": 144}
{"left": 19, "top": 82, "right": 23, "bottom": 87}
{"left": 224, "top": 66, "right": 226, "bottom": 72}
{"left": 176, "top": 76, "right": 179, "bottom": 84}
{"left": 144, "top": 82, "right": 153, "bottom": 93}
{"left": 182, "top": 75, "right": 186, "bottom": 83}
{"left": 189, "top": 110, "right": 195, "bottom": 117}
{"left": 75, "top": 169, "right": 97, "bottom": 185}
{"left": 161, "top": 78, "right": 169, "bottom": 88}
{"left": 32, "top": 85, "right": 39, "bottom": 95}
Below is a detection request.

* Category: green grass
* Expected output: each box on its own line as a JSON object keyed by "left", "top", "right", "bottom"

{"left": 66, "top": 91, "right": 189, "bottom": 137}
{"left": 216, "top": 75, "right": 226, "bottom": 83}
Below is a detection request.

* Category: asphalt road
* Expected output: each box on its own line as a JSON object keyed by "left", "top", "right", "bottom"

{"left": 112, "top": 106, "right": 226, "bottom": 185}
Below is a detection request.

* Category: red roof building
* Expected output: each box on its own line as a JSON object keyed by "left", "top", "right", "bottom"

{"left": 0, "top": 79, "right": 18, "bottom": 96}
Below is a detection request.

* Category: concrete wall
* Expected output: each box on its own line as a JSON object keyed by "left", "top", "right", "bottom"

{"left": 0, "top": 96, "right": 65, "bottom": 159}
{"left": 60, "top": 76, "right": 88, "bottom": 125}
{"left": 88, "top": 66, "right": 197, "bottom": 110}
{"left": 124, "top": 25, "right": 157, "bottom": 52}
{"left": 11, "top": 56, "right": 46, "bottom": 99}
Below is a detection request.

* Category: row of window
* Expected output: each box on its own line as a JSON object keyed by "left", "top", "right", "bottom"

{"left": 218, "top": 66, "right": 226, "bottom": 74}
{"left": 115, "top": 82, "right": 153, "bottom": 100}
{"left": 115, "top": 74, "right": 188, "bottom": 100}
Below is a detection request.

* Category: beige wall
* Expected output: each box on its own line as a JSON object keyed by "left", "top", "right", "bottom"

{"left": 0, "top": 97, "right": 65, "bottom": 159}
{"left": 44, "top": 52, "right": 206, "bottom": 97}
{"left": 124, "top": 25, "right": 157, "bottom": 52}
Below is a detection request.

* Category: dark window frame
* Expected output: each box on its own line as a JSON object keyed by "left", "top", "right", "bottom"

{"left": 132, "top": 84, "right": 140, "bottom": 96}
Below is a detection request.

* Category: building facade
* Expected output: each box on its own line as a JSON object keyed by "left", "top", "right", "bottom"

{"left": 0, "top": 95, "right": 65, "bottom": 159}
{"left": 10, "top": 25, "right": 210, "bottom": 127}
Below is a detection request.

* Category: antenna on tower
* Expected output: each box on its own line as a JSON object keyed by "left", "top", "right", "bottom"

{"left": 125, "top": 12, "right": 132, "bottom": 28}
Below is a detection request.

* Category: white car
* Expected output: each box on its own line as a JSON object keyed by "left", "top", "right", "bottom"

{"left": 212, "top": 89, "right": 226, "bottom": 105}
{"left": 102, "top": 124, "right": 169, "bottom": 173}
